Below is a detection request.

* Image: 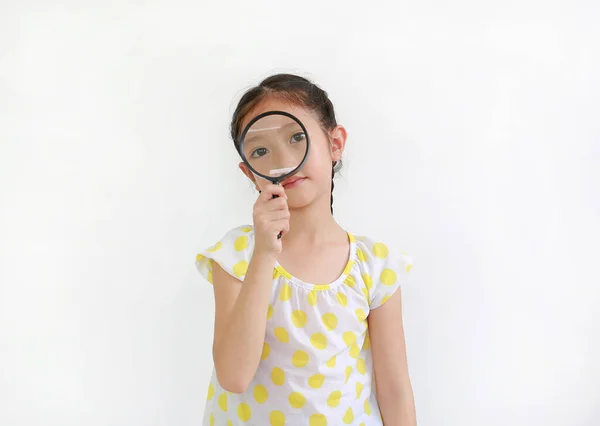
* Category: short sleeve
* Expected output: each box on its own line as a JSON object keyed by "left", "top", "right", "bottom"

{"left": 194, "top": 225, "right": 254, "bottom": 284}
{"left": 356, "top": 237, "right": 414, "bottom": 309}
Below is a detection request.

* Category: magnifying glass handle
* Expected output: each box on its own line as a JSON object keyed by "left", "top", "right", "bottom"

{"left": 272, "top": 181, "right": 283, "bottom": 239}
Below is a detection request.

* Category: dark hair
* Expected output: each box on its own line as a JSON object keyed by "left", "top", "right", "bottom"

{"left": 230, "top": 73, "right": 342, "bottom": 214}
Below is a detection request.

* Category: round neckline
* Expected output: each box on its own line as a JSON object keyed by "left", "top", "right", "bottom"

{"left": 274, "top": 232, "right": 357, "bottom": 291}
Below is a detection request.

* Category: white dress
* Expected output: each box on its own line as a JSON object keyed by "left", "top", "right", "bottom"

{"left": 195, "top": 225, "right": 413, "bottom": 426}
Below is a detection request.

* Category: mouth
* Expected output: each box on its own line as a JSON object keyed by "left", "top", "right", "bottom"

{"left": 282, "top": 176, "right": 306, "bottom": 188}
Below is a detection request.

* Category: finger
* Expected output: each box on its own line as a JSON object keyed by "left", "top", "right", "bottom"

{"left": 272, "top": 219, "right": 290, "bottom": 235}
{"left": 265, "top": 209, "right": 290, "bottom": 221}
{"left": 265, "top": 197, "right": 288, "bottom": 212}
{"left": 259, "top": 184, "right": 287, "bottom": 200}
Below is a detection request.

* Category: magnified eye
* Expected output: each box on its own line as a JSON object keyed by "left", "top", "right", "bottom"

{"left": 290, "top": 132, "right": 306, "bottom": 144}
{"left": 251, "top": 147, "right": 269, "bottom": 158}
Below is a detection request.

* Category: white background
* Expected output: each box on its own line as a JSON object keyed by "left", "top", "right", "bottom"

{"left": 1, "top": 1, "right": 599, "bottom": 425}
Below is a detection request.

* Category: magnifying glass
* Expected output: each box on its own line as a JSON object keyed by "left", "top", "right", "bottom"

{"left": 238, "top": 111, "right": 311, "bottom": 238}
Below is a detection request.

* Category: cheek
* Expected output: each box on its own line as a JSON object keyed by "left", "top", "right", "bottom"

{"left": 304, "top": 146, "right": 333, "bottom": 184}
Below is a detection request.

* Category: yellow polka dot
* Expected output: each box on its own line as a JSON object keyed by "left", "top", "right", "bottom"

{"left": 321, "top": 312, "right": 338, "bottom": 330}
{"left": 233, "top": 261, "right": 248, "bottom": 277}
{"left": 336, "top": 292, "right": 348, "bottom": 307}
{"left": 309, "top": 414, "right": 327, "bottom": 426}
{"left": 308, "top": 290, "right": 318, "bottom": 306}
{"left": 254, "top": 384, "right": 268, "bottom": 404}
{"left": 349, "top": 344, "right": 360, "bottom": 358}
{"left": 292, "top": 350, "right": 309, "bottom": 367}
{"left": 343, "top": 331, "right": 357, "bottom": 346}
{"left": 344, "top": 275, "right": 356, "bottom": 287}
{"left": 327, "top": 390, "right": 342, "bottom": 407}
{"left": 380, "top": 295, "right": 391, "bottom": 305}
{"left": 356, "top": 382, "right": 364, "bottom": 399}
{"left": 357, "top": 247, "right": 368, "bottom": 262}
{"left": 271, "top": 367, "right": 285, "bottom": 386}
{"left": 274, "top": 327, "right": 289, "bottom": 343}
{"left": 343, "top": 260, "right": 354, "bottom": 275}
{"left": 267, "top": 304, "right": 273, "bottom": 320}
{"left": 288, "top": 391, "right": 306, "bottom": 408}
{"left": 357, "top": 358, "right": 366, "bottom": 375}
{"left": 364, "top": 398, "right": 372, "bottom": 415}
{"left": 360, "top": 424, "right": 365, "bottom": 426}
{"left": 227, "top": 421, "right": 233, "bottom": 426}
{"left": 380, "top": 268, "right": 397, "bottom": 286}
{"left": 280, "top": 283, "right": 291, "bottom": 301}
{"left": 237, "top": 402, "right": 251, "bottom": 422}
{"left": 308, "top": 374, "right": 325, "bottom": 389}
{"left": 310, "top": 333, "right": 327, "bottom": 350}
{"left": 207, "top": 383, "right": 214, "bottom": 400}
{"left": 362, "top": 287, "right": 370, "bottom": 300}
{"left": 362, "top": 273, "right": 373, "bottom": 290}
{"left": 270, "top": 410, "right": 286, "bottom": 426}
{"left": 209, "top": 413, "right": 214, "bottom": 426}
{"left": 273, "top": 269, "right": 282, "bottom": 279}
{"left": 240, "top": 226, "right": 252, "bottom": 232}
{"left": 326, "top": 355, "right": 336, "bottom": 368}
{"left": 345, "top": 366, "right": 352, "bottom": 383}
{"left": 373, "top": 242, "right": 388, "bottom": 259}
{"left": 261, "top": 342, "right": 270, "bottom": 360}
{"left": 234, "top": 235, "right": 248, "bottom": 251}
{"left": 207, "top": 241, "right": 222, "bottom": 252}
{"left": 355, "top": 308, "right": 367, "bottom": 322}
{"left": 363, "top": 333, "right": 371, "bottom": 350}
{"left": 406, "top": 264, "right": 413, "bottom": 273}
{"left": 218, "top": 392, "right": 228, "bottom": 411}
{"left": 196, "top": 253, "right": 205, "bottom": 262}
{"left": 343, "top": 407, "right": 355, "bottom": 424}
{"left": 291, "top": 310, "right": 307, "bottom": 328}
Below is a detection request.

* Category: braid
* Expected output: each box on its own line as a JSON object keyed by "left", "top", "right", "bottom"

{"left": 330, "top": 162, "right": 335, "bottom": 215}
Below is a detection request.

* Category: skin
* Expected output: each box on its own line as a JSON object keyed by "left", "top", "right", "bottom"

{"left": 211, "top": 97, "right": 416, "bottom": 425}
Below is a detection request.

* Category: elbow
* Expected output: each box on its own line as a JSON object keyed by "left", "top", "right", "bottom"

{"left": 215, "top": 370, "right": 251, "bottom": 394}
{"left": 212, "top": 345, "right": 257, "bottom": 394}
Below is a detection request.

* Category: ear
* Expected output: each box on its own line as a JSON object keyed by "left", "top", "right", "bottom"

{"left": 239, "top": 162, "right": 260, "bottom": 190}
{"left": 329, "top": 125, "right": 347, "bottom": 162}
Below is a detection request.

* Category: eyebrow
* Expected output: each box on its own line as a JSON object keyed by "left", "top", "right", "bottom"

{"left": 243, "top": 122, "right": 302, "bottom": 145}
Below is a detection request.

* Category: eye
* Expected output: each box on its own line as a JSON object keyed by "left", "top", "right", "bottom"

{"left": 251, "top": 147, "right": 269, "bottom": 158}
{"left": 290, "top": 132, "right": 306, "bottom": 144}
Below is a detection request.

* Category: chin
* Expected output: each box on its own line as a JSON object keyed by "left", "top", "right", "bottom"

{"left": 287, "top": 187, "right": 328, "bottom": 210}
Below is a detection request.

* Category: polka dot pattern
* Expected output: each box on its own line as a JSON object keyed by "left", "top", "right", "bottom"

{"left": 310, "top": 332, "right": 328, "bottom": 350}
{"left": 254, "top": 384, "right": 268, "bottom": 404}
{"left": 237, "top": 402, "right": 251, "bottom": 422}
{"left": 321, "top": 312, "right": 338, "bottom": 330}
{"left": 269, "top": 411, "right": 286, "bottom": 426}
{"left": 291, "top": 310, "right": 307, "bottom": 328}
{"left": 289, "top": 391, "right": 307, "bottom": 408}
{"left": 310, "top": 414, "right": 327, "bottom": 426}
{"left": 292, "top": 350, "right": 309, "bottom": 367}
{"left": 196, "top": 226, "right": 413, "bottom": 425}
{"left": 308, "top": 374, "right": 325, "bottom": 389}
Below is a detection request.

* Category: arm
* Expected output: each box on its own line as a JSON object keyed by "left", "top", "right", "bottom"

{"left": 369, "top": 289, "right": 417, "bottom": 426}
{"left": 211, "top": 184, "right": 289, "bottom": 393}
{"left": 211, "top": 251, "right": 276, "bottom": 393}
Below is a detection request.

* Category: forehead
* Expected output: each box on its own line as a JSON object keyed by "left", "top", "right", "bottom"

{"left": 239, "top": 97, "right": 319, "bottom": 134}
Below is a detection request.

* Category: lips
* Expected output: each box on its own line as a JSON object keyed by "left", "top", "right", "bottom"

{"left": 282, "top": 176, "right": 306, "bottom": 188}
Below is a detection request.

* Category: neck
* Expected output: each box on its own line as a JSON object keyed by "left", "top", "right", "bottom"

{"left": 284, "top": 193, "right": 345, "bottom": 245}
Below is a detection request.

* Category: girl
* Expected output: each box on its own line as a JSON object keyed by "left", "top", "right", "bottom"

{"left": 195, "top": 74, "right": 416, "bottom": 426}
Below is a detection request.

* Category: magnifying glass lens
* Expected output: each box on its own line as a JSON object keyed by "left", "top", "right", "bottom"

{"left": 242, "top": 114, "right": 308, "bottom": 180}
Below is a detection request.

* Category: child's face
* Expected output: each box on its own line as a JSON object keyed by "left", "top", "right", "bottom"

{"left": 239, "top": 97, "right": 346, "bottom": 211}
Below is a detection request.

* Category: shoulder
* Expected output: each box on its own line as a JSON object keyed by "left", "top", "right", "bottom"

{"left": 195, "top": 225, "right": 255, "bottom": 282}
{"left": 215, "top": 224, "right": 255, "bottom": 250}
{"left": 351, "top": 233, "right": 414, "bottom": 308}
{"left": 353, "top": 234, "right": 413, "bottom": 275}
